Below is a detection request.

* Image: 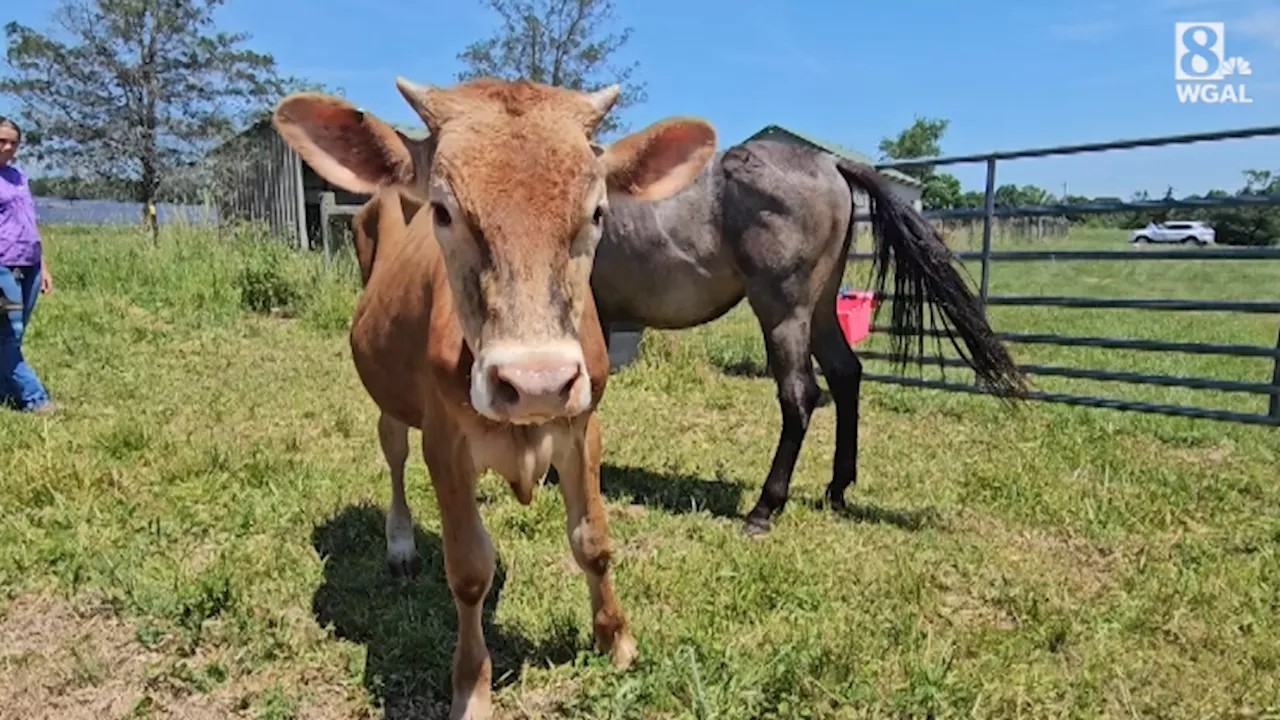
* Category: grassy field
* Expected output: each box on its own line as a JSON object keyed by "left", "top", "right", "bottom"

{"left": 1, "top": 221, "right": 1277, "bottom": 719}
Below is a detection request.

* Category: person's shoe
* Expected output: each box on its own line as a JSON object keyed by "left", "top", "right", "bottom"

{"left": 27, "top": 401, "right": 57, "bottom": 415}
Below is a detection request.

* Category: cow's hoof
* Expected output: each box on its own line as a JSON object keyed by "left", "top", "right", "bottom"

{"left": 608, "top": 630, "right": 638, "bottom": 670}
{"left": 386, "top": 551, "right": 422, "bottom": 580}
{"left": 449, "top": 689, "right": 492, "bottom": 720}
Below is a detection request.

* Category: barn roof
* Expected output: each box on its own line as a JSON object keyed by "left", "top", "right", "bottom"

{"left": 746, "top": 124, "right": 923, "bottom": 188}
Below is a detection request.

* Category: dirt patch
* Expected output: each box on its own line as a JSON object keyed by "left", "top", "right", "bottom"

{"left": 493, "top": 678, "right": 583, "bottom": 720}
{"left": 0, "top": 593, "right": 157, "bottom": 719}
{"left": 619, "top": 532, "right": 662, "bottom": 561}
{"left": 0, "top": 592, "right": 361, "bottom": 719}
{"left": 950, "top": 507, "right": 1123, "bottom": 600}
{"left": 610, "top": 503, "right": 649, "bottom": 520}
{"left": 923, "top": 508, "right": 1127, "bottom": 640}
{"left": 932, "top": 563, "right": 1019, "bottom": 631}
{"left": 1122, "top": 435, "right": 1238, "bottom": 471}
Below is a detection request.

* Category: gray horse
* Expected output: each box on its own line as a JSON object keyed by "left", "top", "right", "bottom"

{"left": 590, "top": 138, "right": 1028, "bottom": 534}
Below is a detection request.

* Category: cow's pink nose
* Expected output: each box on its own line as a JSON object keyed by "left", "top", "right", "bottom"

{"left": 488, "top": 356, "right": 584, "bottom": 419}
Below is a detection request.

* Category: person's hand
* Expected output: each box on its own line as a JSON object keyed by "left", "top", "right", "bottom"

{"left": 40, "top": 266, "right": 52, "bottom": 294}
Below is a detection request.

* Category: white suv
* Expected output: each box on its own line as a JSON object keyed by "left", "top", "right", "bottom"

{"left": 1130, "top": 220, "right": 1216, "bottom": 245}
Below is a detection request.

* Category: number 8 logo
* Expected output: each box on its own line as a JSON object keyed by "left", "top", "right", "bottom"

{"left": 1180, "top": 24, "right": 1220, "bottom": 78}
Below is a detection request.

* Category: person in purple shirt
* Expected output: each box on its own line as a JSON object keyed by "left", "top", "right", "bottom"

{"left": 0, "top": 116, "right": 55, "bottom": 414}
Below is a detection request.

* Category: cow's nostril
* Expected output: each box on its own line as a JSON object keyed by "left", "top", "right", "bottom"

{"left": 490, "top": 367, "right": 521, "bottom": 406}
{"left": 486, "top": 352, "right": 585, "bottom": 417}
{"left": 557, "top": 369, "right": 580, "bottom": 398}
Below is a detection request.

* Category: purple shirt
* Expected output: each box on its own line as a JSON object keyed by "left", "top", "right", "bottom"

{"left": 0, "top": 164, "right": 41, "bottom": 267}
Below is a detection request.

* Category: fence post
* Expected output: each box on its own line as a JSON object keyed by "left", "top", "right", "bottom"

{"left": 319, "top": 191, "right": 335, "bottom": 268}
{"left": 980, "top": 157, "right": 996, "bottom": 306}
{"left": 1270, "top": 323, "right": 1280, "bottom": 419}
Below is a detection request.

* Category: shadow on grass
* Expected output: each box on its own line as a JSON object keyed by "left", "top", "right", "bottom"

{"left": 712, "top": 357, "right": 769, "bottom": 378}
{"left": 310, "top": 502, "right": 582, "bottom": 718}
{"left": 551, "top": 463, "right": 940, "bottom": 535}
{"left": 543, "top": 463, "right": 746, "bottom": 519}
{"left": 602, "top": 463, "right": 747, "bottom": 518}
{"left": 708, "top": 357, "right": 834, "bottom": 409}
{"left": 803, "top": 497, "right": 947, "bottom": 532}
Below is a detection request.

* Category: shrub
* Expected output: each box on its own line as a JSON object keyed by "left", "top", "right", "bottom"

{"left": 235, "top": 236, "right": 304, "bottom": 315}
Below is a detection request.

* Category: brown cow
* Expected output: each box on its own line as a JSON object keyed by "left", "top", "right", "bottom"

{"left": 271, "top": 77, "right": 716, "bottom": 719}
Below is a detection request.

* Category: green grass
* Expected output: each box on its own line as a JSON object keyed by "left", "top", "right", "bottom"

{"left": 0, "top": 221, "right": 1277, "bottom": 718}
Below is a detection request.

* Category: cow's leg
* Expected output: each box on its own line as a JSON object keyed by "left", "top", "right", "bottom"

{"left": 378, "top": 411, "right": 419, "bottom": 577}
{"left": 424, "top": 434, "right": 494, "bottom": 720}
{"left": 553, "top": 411, "right": 636, "bottom": 668}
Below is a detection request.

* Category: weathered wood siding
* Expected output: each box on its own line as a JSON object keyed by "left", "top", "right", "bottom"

{"left": 213, "top": 123, "right": 309, "bottom": 248}
{"left": 211, "top": 119, "right": 429, "bottom": 252}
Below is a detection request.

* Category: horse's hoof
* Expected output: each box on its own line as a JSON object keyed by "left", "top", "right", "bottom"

{"left": 742, "top": 515, "right": 771, "bottom": 538}
{"left": 824, "top": 492, "right": 848, "bottom": 514}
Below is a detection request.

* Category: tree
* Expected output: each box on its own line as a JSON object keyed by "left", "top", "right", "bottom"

{"left": 877, "top": 115, "right": 948, "bottom": 182}
{"left": 921, "top": 171, "right": 961, "bottom": 210}
{"left": 1242, "top": 169, "right": 1276, "bottom": 194}
{"left": 958, "top": 190, "right": 986, "bottom": 208}
{"left": 1198, "top": 168, "right": 1280, "bottom": 246}
{"left": 877, "top": 114, "right": 966, "bottom": 210}
{"left": 455, "top": 0, "right": 647, "bottom": 139}
{"left": 1019, "top": 184, "right": 1053, "bottom": 206}
{"left": 27, "top": 174, "right": 132, "bottom": 200}
{"left": 1, "top": 0, "right": 313, "bottom": 235}
{"left": 993, "top": 184, "right": 1022, "bottom": 207}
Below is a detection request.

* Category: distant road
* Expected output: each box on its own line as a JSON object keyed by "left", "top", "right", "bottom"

{"left": 34, "top": 196, "right": 218, "bottom": 225}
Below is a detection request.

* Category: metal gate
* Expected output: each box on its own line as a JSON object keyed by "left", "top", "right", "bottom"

{"left": 851, "top": 125, "right": 1280, "bottom": 427}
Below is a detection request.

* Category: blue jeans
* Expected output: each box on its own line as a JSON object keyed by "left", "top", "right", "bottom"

{"left": 0, "top": 263, "right": 51, "bottom": 410}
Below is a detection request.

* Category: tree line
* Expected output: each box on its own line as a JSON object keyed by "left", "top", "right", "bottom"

{"left": 4, "top": 0, "right": 1275, "bottom": 246}
{"left": 2, "top": 0, "right": 645, "bottom": 236}
{"left": 877, "top": 115, "right": 1278, "bottom": 246}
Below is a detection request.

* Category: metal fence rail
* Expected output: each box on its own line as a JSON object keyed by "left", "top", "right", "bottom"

{"left": 848, "top": 124, "right": 1280, "bottom": 427}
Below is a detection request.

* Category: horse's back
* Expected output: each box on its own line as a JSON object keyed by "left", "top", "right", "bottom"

{"left": 720, "top": 139, "right": 853, "bottom": 228}
{"left": 718, "top": 140, "right": 854, "bottom": 275}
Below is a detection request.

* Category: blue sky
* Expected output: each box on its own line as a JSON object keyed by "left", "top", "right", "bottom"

{"left": 4, "top": 0, "right": 1279, "bottom": 198}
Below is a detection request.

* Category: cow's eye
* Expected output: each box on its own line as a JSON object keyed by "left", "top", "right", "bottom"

{"left": 432, "top": 203, "right": 452, "bottom": 228}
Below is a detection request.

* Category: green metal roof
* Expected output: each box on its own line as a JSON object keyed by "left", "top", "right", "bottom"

{"left": 746, "top": 124, "right": 923, "bottom": 188}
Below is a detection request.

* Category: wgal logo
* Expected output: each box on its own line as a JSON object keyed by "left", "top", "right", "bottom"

{"left": 1175, "top": 22, "right": 1253, "bottom": 103}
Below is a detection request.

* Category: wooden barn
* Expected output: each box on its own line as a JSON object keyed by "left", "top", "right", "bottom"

{"left": 207, "top": 117, "right": 429, "bottom": 252}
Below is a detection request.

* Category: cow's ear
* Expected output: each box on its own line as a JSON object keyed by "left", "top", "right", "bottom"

{"left": 598, "top": 117, "right": 716, "bottom": 201}
{"left": 273, "top": 92, "right": 420, "bottom": 193}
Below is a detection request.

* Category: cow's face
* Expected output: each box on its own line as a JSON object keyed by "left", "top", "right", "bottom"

{"left": 272, "top": 77, "right": 716, "bottom": 424}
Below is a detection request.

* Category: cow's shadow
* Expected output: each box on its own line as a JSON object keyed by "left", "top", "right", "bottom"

{"left": 310, "top": 502, "right": 581, "bottom": 718}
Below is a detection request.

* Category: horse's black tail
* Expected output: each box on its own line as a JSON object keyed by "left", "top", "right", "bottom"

{"left": 835, "top": 158, "right": 1028, "bottom": 399}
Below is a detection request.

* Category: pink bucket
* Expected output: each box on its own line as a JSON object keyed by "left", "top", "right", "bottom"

{"left": 836, "top": 290, "right": 876, "bottom": 346}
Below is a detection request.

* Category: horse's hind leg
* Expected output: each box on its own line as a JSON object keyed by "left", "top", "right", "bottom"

{"left": 811, "top": 290, "right": 862, "bottom": 513}
{"left": 741, "top": 290, "right": 822, "bottom": 536}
